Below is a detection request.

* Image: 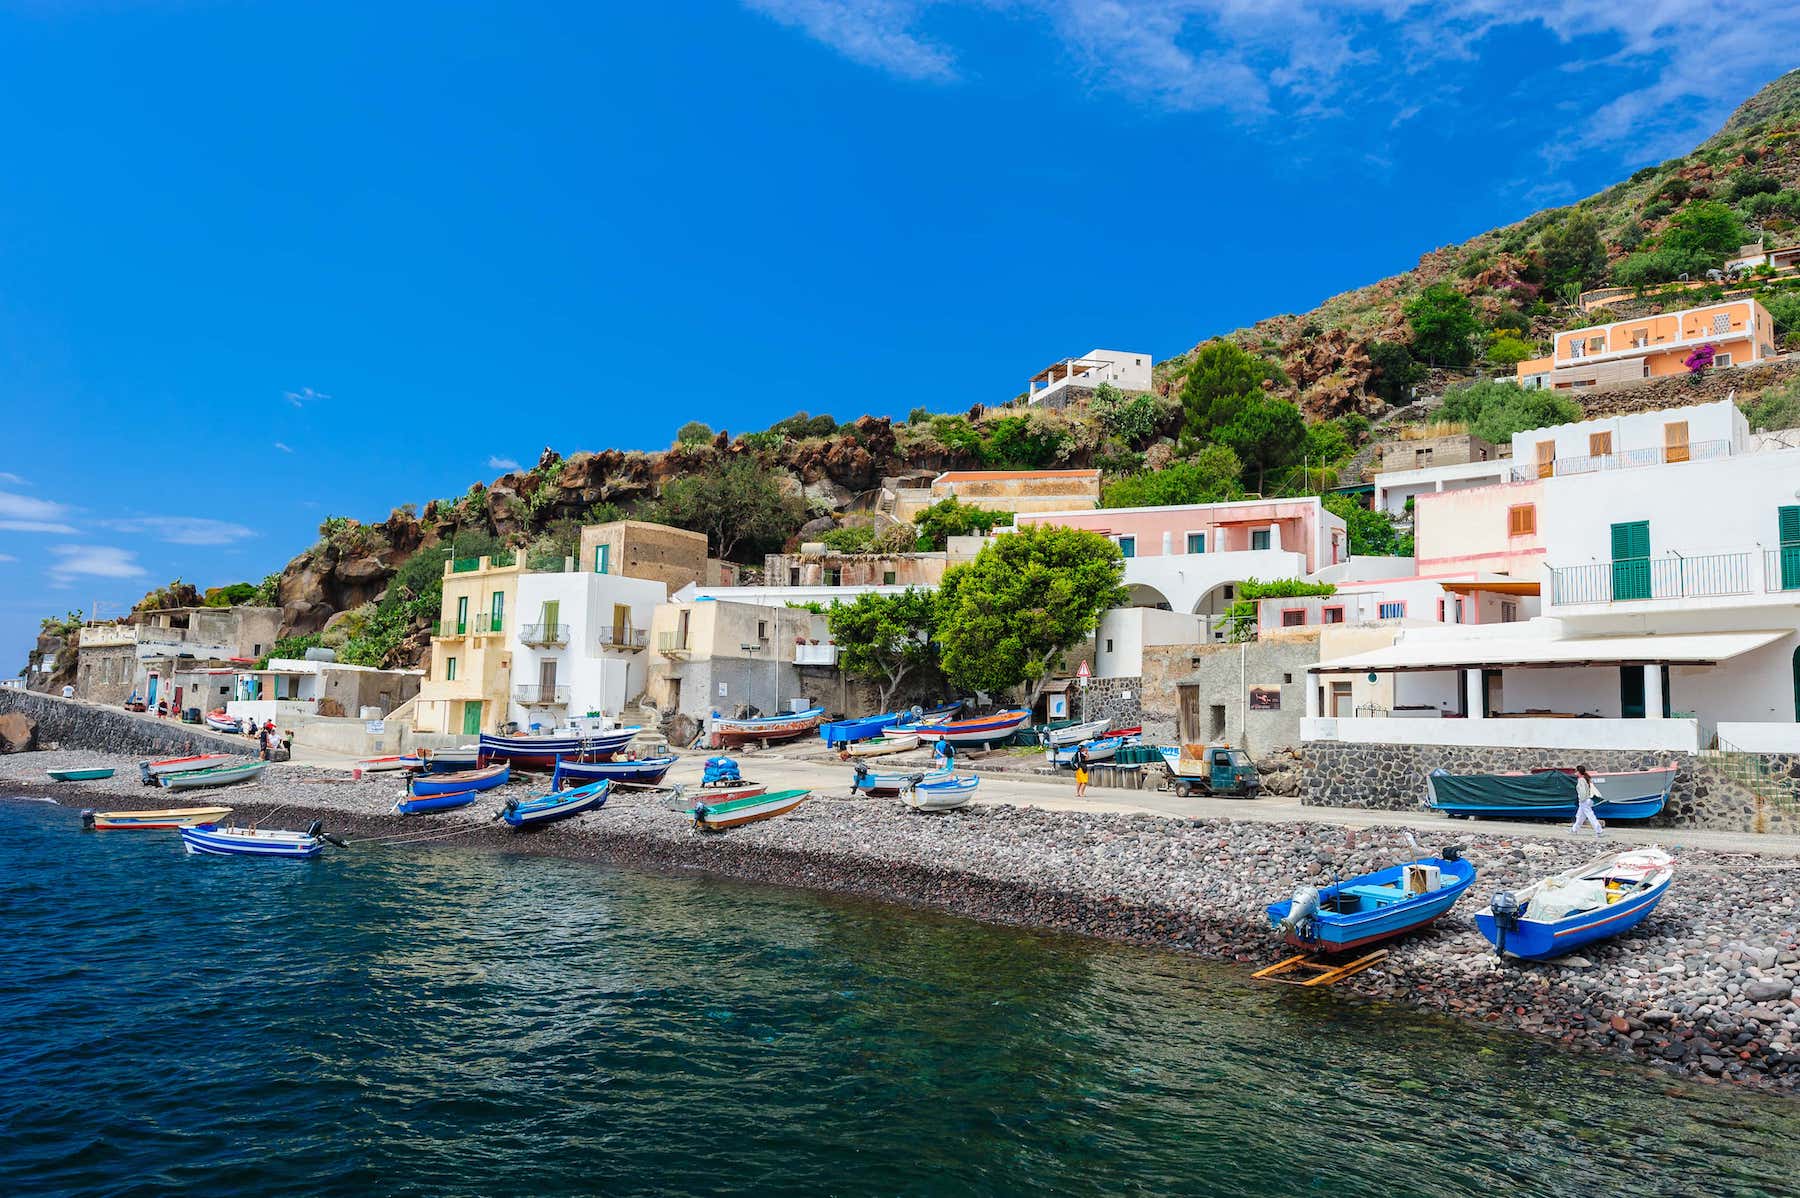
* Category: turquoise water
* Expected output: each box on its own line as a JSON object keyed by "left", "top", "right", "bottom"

{"left": 2, "top": 798, "right": 1794, "bottom": 1197}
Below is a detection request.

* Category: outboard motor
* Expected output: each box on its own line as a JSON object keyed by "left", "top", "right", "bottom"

{"left": 1278, "top": 885, "right": 1320, "bottom": 940}
{"left": 1441, "top": 844, "right": 1466, "bottom": 863}
{"left": 80, "top": 809, "right": 96, "bottom": 831}
{"left": 1488, "top": 891, "right": 1521, "bottom": 958}
{"left": 305, "top": 819, "right": 323, "bottom": 838}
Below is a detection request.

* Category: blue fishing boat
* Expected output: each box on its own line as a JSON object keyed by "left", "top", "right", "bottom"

{"left": 551, "top": 755, "right": 676, "bottom": 788}
{"left": 179, "top": 820, "right": 345, "bottom": 860}
{"left": 1426, "top": 766, "right": 1674, "bottom": 822}
{"left": 500, "top": 779, "right": 610, "bottom": 829}
{"left": 396, "top": 762, "right": 509, "bottom": 813}
{"left": 479, "top": 726, "right": 641, "bottom": 768}
{"left": 901, "top": 772, "right": 979, "bottom": 812}
{"left": 1046, "top": 736, "right": 1123, "bottom": 767}
{"left": 1475, "top": 848, "right": 1675, "bottom": 961}
{"left": 820, "top": 711, "right": 903, "bottom": 748}
{"left": 1267, "top": 852, "right": 1476, "bottom": 953}
{"left": 850, "top": 762, "right": 951, "bottom": 796}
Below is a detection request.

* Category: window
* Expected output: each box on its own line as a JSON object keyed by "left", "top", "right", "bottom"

{"left": 1322, "top": 605, "right": 1345, "bottom": 624}
{"left": 1610, "top": 520, "right": 1652, "bottom": 601}
{"left": 491, "top": 591, "right": 504, "bottom": 629}
{"left": 1535, "top": 441, "right": 1555, "bottom": 479}
{"left": 446, "top": 657, "right": 457, "bottom": 681}
{"left": 1587, "top": 336, "right": 1605, "bottom": 353}
{"left": 1455, "top": 599, "right": 1465, "bottom": 622}
{"left": 1589, "top": 431, "right": 1612, "bottom": 456}
{"left": 253, "top": 643, "right": 262, "bottom": 655}
{"left": 1714, "top": 352, "right": 1733, "bottom": 368}
{"left": 1378, "top": 601, "right": 1405, "bottom": 619}
{"left": 1568, "top": 337, "right": 1585, "bottom": 359}
{"left": 1222, "top": 585, "right": 1234, "bottom": 600}
{"left": 1118, "top": 535, "right": 1136, "bottom": 558}
{"left": 789, "top": 567, "right": 800, "bottom": 586}
{"left": 1186, "top": 532, "right": 1206, "bottom": 554}
{"left": 756, "top": 621, "right": 768, "bottom": 641}
{"left": 1500, "top": 601, "right": 1518, "bottom": 623}
{"left": 1105, "top": 639, "right": 1114, "bottom": 654}
{"left": 883, "top": 571, "right": 896, "bottom": 585}
{"left": 1436, "top": 598, "right": 1445, "bottom": 622}
{"left": 594, "top": 544, "right": 611, "bottom": 574}
{"left": 1208, "top": 704, "right": 1226, "bottom": 739}
{"left": 1282, "top": 673, "right": 1293, "bottom": 684}
{"left": 1281, "top": 609, "right": 1306, "bottom": 627}
{"left": 1713, "top": 312, "right": 1731, "bottom": 334}
{"left": 1250, "top": 529, "right": 1271, "bottom": 550}
{"left": 1629, "top": 328, "right": 1649, "bottom": 348}
{"left": 1508, "top": 504, "right": 1536, "bottom": 537}
{"left": 823, "top": 568, "right": 841, "bottom": 586}
{"left": 1415, "top": 447, "right": 1434, "bottom": 465}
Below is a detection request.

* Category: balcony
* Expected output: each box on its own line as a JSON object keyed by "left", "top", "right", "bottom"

{"left": 1509, "top": 439, "right": 1730, "bottom": 481}
{"left": 470, "top": 612, "right": 504, "bottom": 636}
{"left": 1766, "top": 548, "right": 1800, "bottom": 593}
{"left": 1549, "top": 551, "right": 1754, "bottom": 606}
{"left": 657, "top": 631, "right": 690, "bottom": 656}
{"left": 434, "top": 620, "right": 468, "bottom": 638}
{"left": 514, "top": 685, "right": 570, "bottom": 706}
{"left": 599, "top": 627, "right": 648, "bottom": 651}
{"left": 794, "top": 642, "right": 838, "bottom": 666}
{"left": 521, "top": 623, "right": 568, "bottom": 647}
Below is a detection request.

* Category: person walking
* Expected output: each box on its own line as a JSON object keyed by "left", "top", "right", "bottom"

{"left": 256, "top": 722, "right": 272, "bottom": 762}
{"left": 1570, "top": 764, "right": 1603, "bottom": 837}
{"left": 1073, "top": 744, "right": 1090, "bottom": 798}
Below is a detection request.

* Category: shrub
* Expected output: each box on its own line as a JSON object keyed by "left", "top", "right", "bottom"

{"left": 1438, "top": 379, "right": 1580, "bottom": 445}
{"left": 1726, "top": 170, "right": 1780, "bottom": 202}
{"left": 1741, "top": 379, "right": 1800, "bottom": 432}
{"left": 1403, "top": 284, "right": 1478, "bottom": 367}
{"left": 1538, "top": 213, "right": 1607, "bottom": 291}
{"left": 1486, "top": 335, "right": 1537, "bottom": 368}
{"left": 817, "top": 524, "right": 877, "bottom": 553}
{"left": 912, "top": 498, "right": 1011, "bottom": 549}
{"left": 907, "top": 406, "right": 931, "bottom": 424}
{"left": 1090, "top": 382, "right": 1162, "bottom": 445}
{"left": 1101, "top": 445, "right": 1244, "bottom": 508}
{"left": 1366, "top": 340, "right": 1426, "bottom": 405}
{"left": 675, "top": 421, "right": 713, "bottom": 445}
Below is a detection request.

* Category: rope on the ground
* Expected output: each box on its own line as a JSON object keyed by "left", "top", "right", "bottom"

{"left": 346, "top": 822, "right": 493, "bottom": 849}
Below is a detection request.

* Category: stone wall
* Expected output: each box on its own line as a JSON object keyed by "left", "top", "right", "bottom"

{"left": 0, "top": 688, "right": 247, "bottom": 759}
{"left": 1570, "top": 355, "right": 1800, "bottom": 420}
{"left": 1074, "top": 676, "right": 1152, "bottom": 736}
{"left": 1169, "top": 631, "right": 1321, "bottom": 757}
{"left": 1303, "top": 740, "right": 1800, "bottom": 834}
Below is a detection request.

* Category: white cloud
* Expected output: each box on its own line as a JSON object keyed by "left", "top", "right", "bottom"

{"left": 488, "top": 455, "right": 522, "bottom": 471}
{"left": 274, "top": 441, "right": 294, "bottom": 453}
{"left": 49, "top": 544, "right": 146, "bottom": 584}
{"left": 743, "top": 2, "right": 1800, "bottom": 158}
{"left": 0, "top": 490, "right": 76, "bottom": 535}
{"left": 283, "top": 386, "right": 330, "bottom": 408}
{"left": 0, "top": 472, "right": 25, "bottom": 485}
{"left": 102, "top": 516, "right": 256, "bottom": 546}
{"left": 0, "top": 553, "right": 17, "bottom": 563}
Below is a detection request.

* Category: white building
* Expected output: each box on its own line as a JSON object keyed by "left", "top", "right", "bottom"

{"left": 508, "top": 569, "right": 667, "bottom": 730}
{"left": 1026, "top": 349, "right": 1153, "bottom": 405}
{"left": 1509, "top": 395, "right": 1744, "bottom": 480}
{"left": 1372, "top": 459, "right": 1515, "bottom": 519}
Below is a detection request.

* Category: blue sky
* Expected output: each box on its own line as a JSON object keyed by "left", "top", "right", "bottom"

{"left": 4, "top": 2, "right": 1796, "bottom": 668}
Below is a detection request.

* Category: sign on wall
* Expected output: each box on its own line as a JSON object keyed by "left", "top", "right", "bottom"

{"left": 1248, "top": 686, "right": 1281, "bottom": 712}
{"left": 1047, "top": 693, "right": 1069, "bottom": 719}
{"left": 718, "top": 682, "right": 728, "bottom": 697}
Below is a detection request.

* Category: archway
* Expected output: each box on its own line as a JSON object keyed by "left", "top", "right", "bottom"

{"left": 1126, "top": 583, "right": 1173, "bottom": 611}
{"left": 1192, "top": 581, "right": 1250, "bottom": 640}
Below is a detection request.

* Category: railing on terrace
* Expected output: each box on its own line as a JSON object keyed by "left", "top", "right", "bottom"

{"left": 1549, "top": 551, "right": 1754, "bottom": 605}
{"left": 514, "top": 685, "right": 569, "bottom": 706}
{"left": 1508, "top": 439, "right": 1730, "bottom": 482}
{"left": 435, "top": 620, "right": 468, "bottom": 637}
{"left": 451, "top": 556, "right": 481, "bottom": 573}
{"left": 599, "top": 627, "right": 648, "bottom": 650}
{"left": 657, "top": 631, "right": 690, "bottom": 654}
{"left": 469, "top": 612, "right": 504, "bottom": 634}
{"left": 1765, "top": 548, "right": 1800, "bottom": 594}
{"left": 520, "top": 623, "right": 568, "bottom": 646}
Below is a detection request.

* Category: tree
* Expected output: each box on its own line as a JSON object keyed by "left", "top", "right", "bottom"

{"left": 1217, "top": 395, "right": 1306, "bottom": 492}
{"left": 647, "top": 459, "right": 805, "bottom": 561}
{"left": 825, "top": 589, "right": 938, "bottom": 711}
{"left": 1437, "top": 379, "right": 1581, "bottom": 445}
{"left": 1303, "top": 420, "right": 1351, "bottom": 466}
{"left": 1091, "top": 381, "right": 1162, "bottom": 445}
{"left": 1324, "top": 493, "right": 1413, "bottom": 558}
{"left": 1403, "top": 284, "right": 1478, "bottom": 367}
{"left": 935, "top": 524, "right": 1127, "bottom": 706}
{"left": 675, "top": 421, "right": 713, "bottom": 445}
{"left": 1486, "top": 335, "right": 1537, "bottom": 368}
{"left": 1177, "top": 339, "right": 1270, "bottom": 446}
{"left": 1366, "top": 340, "right": 1426, "bottom": 405}
{"left": 980, "top": 413, "right": 1067, "bottom": 468}
{"left": 1539, "top": 213, "right": 1607, "bottom": 291}
{"left": 912, "top": 497, "right": 1011, "bottom": 549}
{"left": 1100, "top": 445, "right": 1243, "bottom": 508}
{"left": 1662, "top": 200, "right": 1746, "bottom": 262}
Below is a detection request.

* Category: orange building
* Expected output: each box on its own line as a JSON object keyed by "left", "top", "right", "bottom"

{"left": 1517, "top": 299, "right": 1777, "bottom": 391}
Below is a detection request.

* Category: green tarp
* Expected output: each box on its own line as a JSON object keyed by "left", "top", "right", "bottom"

{"left": 1430, "top": 770, "right": 1576, "bottom": 809}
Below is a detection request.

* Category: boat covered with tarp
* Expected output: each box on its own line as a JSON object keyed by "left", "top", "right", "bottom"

{"left": 1426, "top": 766, "right": 1674, "bottom": 821}
{"left": 158, "top": 760, "right": 267, "bottom": 791}
{"left": 820, "top": 711, "right": 904, "bottom": 747}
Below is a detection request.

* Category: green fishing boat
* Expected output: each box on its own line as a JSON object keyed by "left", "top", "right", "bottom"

{"left": 47, "top": 768, "right": 116, "bottom": 782}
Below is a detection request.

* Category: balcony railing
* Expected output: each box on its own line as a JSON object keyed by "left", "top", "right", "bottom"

{"left": 599, "top": 627, "right": 648, "bottom": 650}
{"left": 1549, "top": 551, "right": 1754, "bottom": 605}
{"left": 514, "top": 685, "right": 570, "bottom": 705}
{"left": 435, "top": 620, "right": 468, "bottom": 637}
{"left": 1766, "top": 548, "right": 1800, "bottom": 593}
{"left": 657, "top": 631, "right": 690, "bottom": 655}
{"left": 451, "top": 556, "right": 481, "bottom": 573}
{"left": 470, "top": 612, "right": 504, "bottom": 635}
{"left": 1510, "top": 439, "right": 1730, "bottom": 482}
{"left": 521, "top": 623, "right": 568, "bottom": 646}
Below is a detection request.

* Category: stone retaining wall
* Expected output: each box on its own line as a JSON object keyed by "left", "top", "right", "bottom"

{"left": 1077, "top": 676, "right": 1149, "bottom": 735}
{"left": 1303, "top": 740, "right": 1799, "bottom": 834}
{"left": 0, "top": 689, "right": 246, "bottom": 759}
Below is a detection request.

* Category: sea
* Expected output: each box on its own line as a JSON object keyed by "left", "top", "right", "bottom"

{"left": 2, "top": 797, "right": 1794, "bottom": 1197}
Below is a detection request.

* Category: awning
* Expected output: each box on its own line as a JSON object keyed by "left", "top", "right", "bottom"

{"left": 1308, "top": 629, "right": 1789, "bottom": 674}
{"left": 1040, "top": 678, "right": 1076, "bottom": 694}
{"left": 1438, "top": 580, "right": 1540, "bottom": 597}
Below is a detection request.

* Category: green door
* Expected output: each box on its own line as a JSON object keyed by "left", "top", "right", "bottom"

{"left": 595, "top": 544, "right": 611, "bottom": 574}
{"left": 491, "top": 591, "right": 504, "bottom": 631}
{"left": 456, "top": 595, "right": 469, "bottom": 633}
{"left": 1610, "top": 521, "right": 1651, "bottom": 600}
{"left": 462, "top": 701, "right": 483, "bottom": 735}
{"left": 1619, "top": 667, "right": 1645, "bottom": 719}
{"left": 1780, "top": 506, "right": 1800, "bottom": 591}
{"left": 542, "top": 600, "right": 559, "bottom": 637}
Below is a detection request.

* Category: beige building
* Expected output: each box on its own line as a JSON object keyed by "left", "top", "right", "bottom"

{"left": 578, "top": 521, "right": 710, "bottom": 592}
{"left": 414, "top": 553, "right": 526, "bottom": 735}
{"left": 886, "top": 469, "right": 1102, "bottom": 522}
{"left": 74, "top": 624, "right": 138, "bottom": 705}
{"left": 762, "top": 540, "right": 987, "bottom": 589}
{"left": 1376, "top": 434, "right": 1499, "bottom": 475}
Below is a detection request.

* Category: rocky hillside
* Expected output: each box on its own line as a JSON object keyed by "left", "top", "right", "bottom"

{"left": 1156, "top": 67, "right": 1800, "bottom": 418}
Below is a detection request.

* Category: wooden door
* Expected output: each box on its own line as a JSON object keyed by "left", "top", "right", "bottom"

{"left": 1535, "top": 440, "right": 1555, "bottom": 479}
{"left": 1664, "top": 421, "right": 1689, "bottom": 464}
{"left": 613, "top": 604, "right": 630, "bottom": 645}
{"left": 1588, "top": 431, "right": 1612, "bottom": 457}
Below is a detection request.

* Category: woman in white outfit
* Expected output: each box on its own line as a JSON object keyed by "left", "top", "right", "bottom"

{"left": 1571, "top": 764, "right": 1604, "bottom": 837}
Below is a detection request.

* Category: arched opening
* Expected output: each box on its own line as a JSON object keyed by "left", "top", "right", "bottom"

{"left": 1126, "top": 583, "right": 1173, "bottom": 611}
{"left": 1192, "top": 581, "right": 1250, "bottom": 640}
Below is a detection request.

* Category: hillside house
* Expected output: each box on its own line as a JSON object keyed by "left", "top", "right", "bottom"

{"left": 578, "top": 520, "right": 711, "bottom": 592}
{"left": 1375, "top": 433, "right": 1498, "bottom": 474}
{"left": 413, "top": 553, "right": 526, "bottom": 736}
{"left": 506, "top": 566, "right": 666, "bottom": 730}
{"left": 1026, "top": 349, "right": 1152, "bottom": 405}
{"left": 1515, "top": 299, "right": 1778, "bottom": 391}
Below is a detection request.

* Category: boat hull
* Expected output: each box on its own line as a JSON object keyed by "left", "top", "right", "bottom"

{"left": 405, "top": 762, "right": 510, "bottom": 802}
{"left": 1267, "top": 857, "right": 1476, "bottom": 953}
{"left": 1047, "top": 736, "right": 1122, "bottom": 767}
{"left": 139, "top": 754, "right": 235, "bottom": 785}
{"left": 479, "top": 729, "right": 639, "bottom": 768}
{"left": 1044, "top": 718, "right": 1111, "bottom": 747}
{"left": 89, "top": 806, "right": 233, "bottom": 830}
{"left": 902, "top": 775, "right": 979, "bottom": 812}
{"left": 1427, "top": 766, "right": 1674, "bottom": 821}
{"left": 203, "top": 711, "right": 240, "bottom": 733}
{"left": 552, "top": 755, "right": 676, "bottom": 787}
{"left": 424, "top": 747, "right": 480, "bottom": 773}
{"left": 851, "top": 765, "right": 951, "bottom": 796}
{"left": 846, "top": 735, "right": 919, "bottom": 758}
{"left": 357, "top": 756, "right": 424, "bottom": 773}
{"left": 712, "top": 708, "right": 825, "bottom": 746}
{"left": 915, "top": 709, "right": 1031, "bottom": 748}
{"left": 820, "top": 712, "right": 902, "bottom": 747}
{"left": 48, "top": 768, "right": 115, "bottom": 782}
{"left": 502, "top": 780, "right": 610, "bottom": 828}
{"left": 158, "top": 761, "right": 267, "bottom": 791}
{"left": 180, "top": 824, "right": 323, "bottom": 859}
{"left": 1474, "top": 851, "right": 1675, "bottom": 960}
{"left": 394, "top": 791, "right": 478, "bottom": 815}
{"left": 689, "top": 788, "right": 809, "bottom": 830}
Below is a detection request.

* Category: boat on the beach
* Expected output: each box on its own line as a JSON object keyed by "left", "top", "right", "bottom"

{"left": 179, "top": 820, "right": 344, "bottom": 860}
{"left": 711, "top": 707, "right": 825, "bottom": 747}
{"left": 479, "top": 726, "right": 640, "bottom": 768}
{"left": 402, "top": 762, "right": 510, "bottom": 813}
{"left": 47, "top": 768, "right": 115, "bottom": 782}
{"left": 158, "top": 760, "right": 267, "bottom": 791}
{"left": 357, "top": 755, "right": 424, "bottom": 773}
{"left": 911, "top": 708, "right": 1031, "bottom": 748}
{"left": 687, "top": 788, "right": 809, "bottom": 831}
{"left": 1046, "top": 736, "right": 1123, "bottom": 767}
{"left": 501, "top": 779, "right": 610, "bottom": 829}
{"left": 203, "top": 709, "right": 241, "bottom": 734}
{"left": 850, "top": 762, "right": 951, "bottom": 796}
{"left": 1267, "top": 852, "right": 1476, "bottom": 954}
{"left": 423, "top": 746, "right": 480, "bottom": 773}
{"left": 1043, "top": 717, "right": 1111, "bottom": 748}
{"left": 551, "top": 754, "right": 676, "bottom": 788}
{"left": 688, "top": 782, "right": 767, "bottom": 804}
{"left": 1474, "top": 847, "right": 1675, "bottom": 961}
{"left": 845, "top": 734, "right": 920, "bottom": 758}
{"left": 139, "top": 754, "right": 235, "bottom": 785}
{"left": 820, "top": 711, "right": 903, "bottom": 747}
{"left": 1426, "top": 765, "right": 1675, "bottom": 822}
{"left": 901, "top": 773, "right": 979, "bottom": 812}
{"left": 83, "top": 806, "right": 233, "bottom": 831}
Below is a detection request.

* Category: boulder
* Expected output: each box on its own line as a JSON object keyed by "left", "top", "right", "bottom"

{"left": 1744, "top": 979, "right": 1794, "bottom": 1004}
{"left": 0, "top": 712, "right": 37, "bottom": 754}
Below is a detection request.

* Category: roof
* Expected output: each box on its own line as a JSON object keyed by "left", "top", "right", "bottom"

{"left": 1309, "top": 629, "right": 1787, "bottom": 674}
{"left": 934, "top": 469, "right": 1101, "bottom": 483}
{"left": 1437, "top": 580, "right": 1539, "bottom": 597}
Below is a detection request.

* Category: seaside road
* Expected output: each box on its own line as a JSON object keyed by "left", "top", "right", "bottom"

{"left": 675, "top": 750, "right": 1800, "bottom": 860}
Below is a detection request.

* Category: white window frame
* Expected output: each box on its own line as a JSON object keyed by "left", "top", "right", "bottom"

{"left": 1184, "top": 531, "right": 1207, "bottom": 554}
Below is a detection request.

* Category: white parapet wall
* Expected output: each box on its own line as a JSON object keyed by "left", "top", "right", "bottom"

{"left": 1303, "top": 715, "right": 1702, "bottom": 754}
{"left": 1715, "top": 722, "right": 1800, "bottom": 753}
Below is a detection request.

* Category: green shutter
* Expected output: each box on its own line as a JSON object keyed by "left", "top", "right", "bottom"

{"left": 1780, "top": 507, "right": 1800, "bottom": 590}
{"left": 1610, "top": 520, "right": 1650, "bottom": 601}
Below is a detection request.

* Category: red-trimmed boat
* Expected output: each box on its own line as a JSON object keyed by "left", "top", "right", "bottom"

{"left": 912, "top": 708, "right": 1031, "bottom": 748}
{"left": 711, "top": 707, "right": 825, "bottom": 747}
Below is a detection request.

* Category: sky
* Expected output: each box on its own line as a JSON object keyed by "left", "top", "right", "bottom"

{"left": 3, "top": 2, "right": 1797, "bottom": 669}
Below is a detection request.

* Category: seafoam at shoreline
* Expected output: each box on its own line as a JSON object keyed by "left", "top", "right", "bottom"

{"left": 6, "top": 748, "right": 1798, "bottom": 1094}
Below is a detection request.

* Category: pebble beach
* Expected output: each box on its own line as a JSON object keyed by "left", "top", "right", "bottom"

{"left": 8, "top": 747, "right": 1799, "bottom": 1094}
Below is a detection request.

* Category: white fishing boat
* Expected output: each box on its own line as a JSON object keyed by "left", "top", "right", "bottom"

{"left": 180, "top": 820, "right": 344, "bottom": 860}
{"left": 846, "top": 734, "right": 920, "bottom": 758}
{"left": 158, "top": 760, "right": 267, "bottom": 791}
{"left": 1044, "top": 718, "right": 1111, "bottom": 747}
{"left": 901, "top": 773, "right": 979, "bottom": 812}
{"left": 138, "top": 754, "right": 235, "bottom": 785}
